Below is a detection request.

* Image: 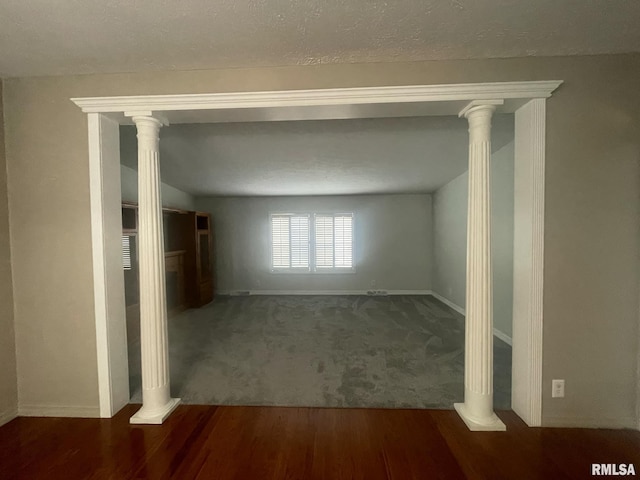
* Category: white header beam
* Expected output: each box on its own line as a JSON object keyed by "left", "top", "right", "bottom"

{"left": 72, "top": 81, "right": 562, "bottom": 114}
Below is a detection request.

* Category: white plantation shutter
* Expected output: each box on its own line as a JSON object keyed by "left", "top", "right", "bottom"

{"left": 314, "top": 215, "right": 334, "bottom": 268}
{"left": 271, "top": 216, "right": 291, "bottom": 268}
{"left": 314, "top": 213, "right": 354, "bottom": 270}
{"left": 122, "top": 235, "right": 132, "bottom": 270}
{"left": 271, "top": 212, "right": 353, "bottom": 272}
{"left": 271, "top": 214, "right": 310, "bottom": 270}
{"left": 334, "top": 215, "right": 353, "bottom": 268}
{"left": 290, "top": 216, "right": 310, "bottom": 268}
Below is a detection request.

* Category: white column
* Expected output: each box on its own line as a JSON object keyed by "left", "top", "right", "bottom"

{"left": 454, "top": 100, "right": 506, "bottom": 431}
{"left": 129, "top": 115, "right": 180, "bottom": 424}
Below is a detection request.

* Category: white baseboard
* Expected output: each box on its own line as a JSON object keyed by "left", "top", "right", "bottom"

{"left": 429, "top": 291, "right": 465, "bottom": 315}
{"left": 218, "top": 289, "right": 432, "bottom": 296}
{"left": 18, "top": 404, "right": 100, "bottom": 418}
{"left": 387, "top": 290, "right": 432, "bottom": 295}
{"left": 493, "top": 327, "right": 513, "bottom": 346}
{"left": 0, "top": 408, "right": 18, "bottom": 427}
{"left": 543, "top": 415, "right": 637, "bottom": 429}
{"left": 429, "top": 291, "right": 512, "bottom": 345}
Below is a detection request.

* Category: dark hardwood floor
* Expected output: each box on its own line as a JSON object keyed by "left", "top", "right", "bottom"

{"left": 0, "top": 405, "right": 638, "bottom": 479}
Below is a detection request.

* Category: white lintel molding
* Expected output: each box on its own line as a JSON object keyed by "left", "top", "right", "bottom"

{"left": 71, "top": 81, "right": 562, "bottom": 113}
{"left": 454, "top": 99, "right": 507, "bottom": 431}
{"left": 128, "top": 114, "right": 180, "bottom": 424}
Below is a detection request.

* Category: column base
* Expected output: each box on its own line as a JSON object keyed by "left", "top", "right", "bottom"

{"left": 454, "top": 402, "right": 506, "bottom": 431}
{"left": 130, "top": 397, "right": 181, "bottom": 425}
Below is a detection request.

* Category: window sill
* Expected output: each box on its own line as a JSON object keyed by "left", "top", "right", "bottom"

{"left": 270, "top": 269, "right": 356, "bottom": 274}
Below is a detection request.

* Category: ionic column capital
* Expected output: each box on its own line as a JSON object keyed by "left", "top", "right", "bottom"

{"left": 132, "top": 115, "right": 164, "bottom": 128}
{"left": 131, "top": 115, "right": 164, "bottom": 149}
{"left": 458, "top": 99, "right": 504, "bottom": 119}
{"left": 125, "top": 110, "right": 169, "bottom": 125}
{"left": 460, "top": 100, "right": 503, "bottom": 141}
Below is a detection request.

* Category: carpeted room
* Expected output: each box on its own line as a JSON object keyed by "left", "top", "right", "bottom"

{"left": 121, "top": 114, "right": 515, "bottom": 411}
{"left": 127, "top": 294, "right": 512, "bottom": 409}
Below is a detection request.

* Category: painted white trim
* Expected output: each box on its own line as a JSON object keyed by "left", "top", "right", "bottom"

{"left": 529, "top": 99, "right": 546, "bottom": 428}
{"left": 88, "top": 114, "right": 130, "bottom": 419}
{"left": 493, "top": 328, "right": 513, "bottom": 347}
{"left": 543, "top": 416, "right": 637, "bottom": 430}
{"left": 87, "top": 113, "right": 112, "bottom": 418}
{"left": 71, "top": 82, "right": 562, "bottom": 114}
{"left": 429, "top": 291, "right": 465, "bottom": 316}
{"left": 459, "top": 99, "right": 504, "bottom": 117}
{"left": 375, "top": 290, "right": 432, "bottom": 296}
{"left": 511, "top": 98, "right": 546, "bottom": 427}
{"left": 18, "top": 405, "right": 100, "bottom": 418}
{"left": 218, "top": 289, "right": 432, "bottom": 296}
{"left": 0, "top": 408, "right": 18, "bottom": 427}
{"left": 76, "top": 81, "right": 559, "bottom": 426}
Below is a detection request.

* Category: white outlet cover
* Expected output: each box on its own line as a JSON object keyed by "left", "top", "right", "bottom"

{"left": 551, "top": 379, "right": 565, "bottom": 398}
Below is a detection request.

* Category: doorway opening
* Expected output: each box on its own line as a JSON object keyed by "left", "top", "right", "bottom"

{"left": 72, "top": 80, "right": 561, "bottom": 426}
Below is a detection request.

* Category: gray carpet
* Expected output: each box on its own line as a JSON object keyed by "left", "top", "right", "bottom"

{"left": 127, "top": 295, "right": 512, "bottom": 409}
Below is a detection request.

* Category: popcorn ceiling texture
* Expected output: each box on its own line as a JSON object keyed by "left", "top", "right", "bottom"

{"left": 1, "top": 0, "right": 639, "bottom": 76}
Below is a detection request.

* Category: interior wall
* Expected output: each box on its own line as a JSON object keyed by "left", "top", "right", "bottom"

{"left": 120, "top": 165, "right": 196, "bottom": 211}
{"left": 491, "top": 141, "right": 515, "bottom": 340}
{"left": 196, "top": 194, "right": 433, "bottom": 293}
{"left": 432, "top": 171, "right": 467, "bottom": 308}
{"left": 432, "top": 140, "right": 515, "bottom": 340}
{"left": 0, "top": 81, "right": 18, "bottom": 426}
{"left": 2, "top": 54, "right": 639, "bottom": 426}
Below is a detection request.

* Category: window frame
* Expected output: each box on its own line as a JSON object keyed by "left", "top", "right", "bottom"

{"left": 312, "top": 212, "right": 355, "bottom": 273}
{"left": 269, "top": 211, "right": 355, "bottom": 274}
{"left": 122, "top": 234, "right": 133, "bottom": 271}
{"left": 269, "top": 213, "right": 312, "bottom": 273}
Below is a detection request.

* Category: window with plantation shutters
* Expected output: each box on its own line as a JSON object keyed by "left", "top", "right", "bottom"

{"left": 122, "top": 235, "right": 132, "bottom": 270}
{"left": 315, "top": 214, "right": 353, "bottom": 270}
{"left": 271, "top": 214, "right": 310, "bottom": 271}
{"left": 271, "top": 212, "right": 354, "bottom": 272}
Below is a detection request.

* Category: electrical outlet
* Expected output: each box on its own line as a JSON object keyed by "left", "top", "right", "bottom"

{"left": 371, "top": 280, "right": 377, "bottom": 288}
{"left": 552, "top": 379, "right": 565, "bottom": 398}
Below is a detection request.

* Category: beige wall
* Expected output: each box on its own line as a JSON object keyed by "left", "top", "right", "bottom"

{"left": 3, "top": 54, "right": 639, "bottom": 426}
{"left": 197, "top": 194, "right": 433, "bottom": 294}
{"left": 0, "top": 81, "right": 18, "bottom": 425}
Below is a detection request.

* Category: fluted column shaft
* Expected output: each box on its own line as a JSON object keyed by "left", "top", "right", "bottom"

{"left": 130, "top": 115, "right": 180, "bottom": 424}
{"left": 454, "top": 103, "right": 506, "bottom": 431}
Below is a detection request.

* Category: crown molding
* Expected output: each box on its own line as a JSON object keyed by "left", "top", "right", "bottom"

{"left": 71, "top": 81, "right": 563, "bottom": 114}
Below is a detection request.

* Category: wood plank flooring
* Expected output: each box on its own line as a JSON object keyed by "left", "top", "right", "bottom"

{"left": 1, "top": 405, "right": 638, "bottom": 479}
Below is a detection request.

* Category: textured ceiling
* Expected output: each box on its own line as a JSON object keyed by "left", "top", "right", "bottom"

{"left": 1, "top": 1, "right": 640, "bottom": 77}
{"left": 120, "top": 115, "right": 514, "bottom": 196}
